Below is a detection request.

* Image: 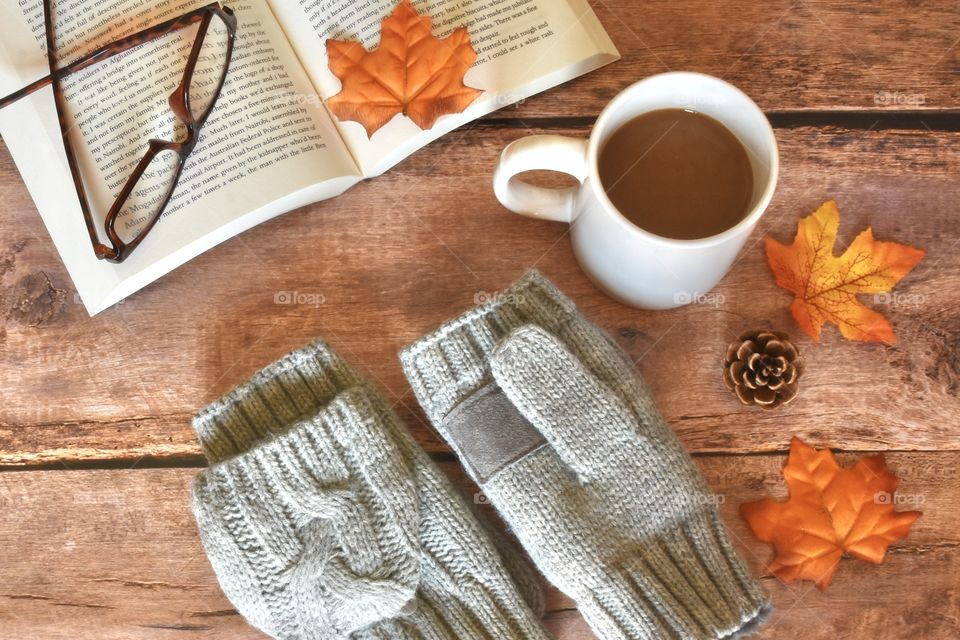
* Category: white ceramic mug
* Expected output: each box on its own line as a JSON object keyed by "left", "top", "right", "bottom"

{"left": 493, "top": 72, "right": 779, "bottom": 309}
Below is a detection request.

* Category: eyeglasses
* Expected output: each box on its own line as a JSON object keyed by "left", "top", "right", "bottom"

{"left": 0, "top": 1, "right": 237, "bottom": 262}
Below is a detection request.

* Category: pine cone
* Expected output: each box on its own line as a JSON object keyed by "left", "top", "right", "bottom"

{"left": 723, "top": 330, "right": 802, "bottom": 408}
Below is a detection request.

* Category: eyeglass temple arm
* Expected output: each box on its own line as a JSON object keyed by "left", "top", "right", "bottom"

{"left": 0, "top": 2, "right": 220, "bottom": 110}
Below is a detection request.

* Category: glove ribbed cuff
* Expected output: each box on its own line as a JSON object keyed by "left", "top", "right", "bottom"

{"left": 400, "top": 270, "right": 584, "bottom": 429}
{"left": 194, "top": 340, "right": 365, "bottom": 463}
{"left": 578, "top": 509, "right": 771, "bottom": 640}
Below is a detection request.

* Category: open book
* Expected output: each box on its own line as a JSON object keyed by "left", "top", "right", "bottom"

{"left": 0, "top": 0, "right": 618, "bottom": 314}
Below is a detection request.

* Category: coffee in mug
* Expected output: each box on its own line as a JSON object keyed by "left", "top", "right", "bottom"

{"left": 597, "top": 108, "right": 753, "bottom": 240}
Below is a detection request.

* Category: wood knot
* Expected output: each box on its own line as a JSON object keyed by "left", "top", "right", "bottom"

{"left": 618, "top": 326, "right": 646, "bottom": 341}
{"left": 5, "top": 271, "right": 67, "bottom": 327}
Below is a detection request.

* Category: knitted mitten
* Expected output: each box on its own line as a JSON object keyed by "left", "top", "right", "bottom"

{"left": 400, "top": 271, "right": 772, "bottom": 640}
{"left": 191, "top": 340, "right": 553, "bottom": 640}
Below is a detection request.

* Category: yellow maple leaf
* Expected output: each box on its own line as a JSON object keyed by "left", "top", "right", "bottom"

{"left": 741, "top": 437, "right": 921, "bottom": 591}
{"left": 325, "top": 0, "right": 482, "bottom": 137}
{"left": 764, "top": 200, "right": 924, "bottom": 343}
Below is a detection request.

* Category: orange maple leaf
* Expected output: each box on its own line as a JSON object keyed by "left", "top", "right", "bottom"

{"left": 741, "top": 437, "right": 921, "bottom": 591}
{"left": 764, "top": 200, "right": 924, "bottom": 343}
{"left": 325, "top": 0, "right": 482, "bottom": 137}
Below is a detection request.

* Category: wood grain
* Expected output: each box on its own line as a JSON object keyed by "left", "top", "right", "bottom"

{"left": 1, "top": 453, "right": 955, "bottom": 639}
{"left": 492, "top": 0, "right": 960, "bottom": 118}
{"left": 1, "top": 123, "right": 957, "bottom": 466}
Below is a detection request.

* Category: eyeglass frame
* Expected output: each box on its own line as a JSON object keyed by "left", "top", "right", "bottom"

{"left": 0, "top": 0, "right": 237, "bottom": 262}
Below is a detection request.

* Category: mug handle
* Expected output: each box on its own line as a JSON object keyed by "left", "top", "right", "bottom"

{"left": 492, "top": 135, "right": 590, "bottom": 223}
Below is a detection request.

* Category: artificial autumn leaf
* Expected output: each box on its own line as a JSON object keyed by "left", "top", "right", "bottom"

{"left": 764, "top": 200, "right": 924, "bottom": 343}
{"left": 741, "top": 437, "right": 921, "bottom": 591}
{"left": 325, "top": 0, "right": 482, "bottom": 136}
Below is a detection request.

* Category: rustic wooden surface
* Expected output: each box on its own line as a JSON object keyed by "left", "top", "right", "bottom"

{"left": 1, "top": 1, "right": 958, "bottom": 638}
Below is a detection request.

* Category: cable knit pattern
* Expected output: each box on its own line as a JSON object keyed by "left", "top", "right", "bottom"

{"left": 400, "top": 271, "right": 772, "bottom": 640}
{"left": 191, "top": 340, "right": 552, "bottom": 640}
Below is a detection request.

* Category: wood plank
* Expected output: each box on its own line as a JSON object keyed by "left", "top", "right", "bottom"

{"left": 0, "top": 120, "right": 960, "bottom": 465}
{"left": 495, "top": 0, "right": 960, "bottom": 118}
{"left": 1, "top": 123, "right": 958, "bottom": 465}
{"left": 0, "top": 453, "right": 955, "bottom": 638}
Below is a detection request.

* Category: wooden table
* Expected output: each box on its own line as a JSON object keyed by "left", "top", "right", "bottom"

{"left": 2, "top": 1, "right": 958, "bottom": 638}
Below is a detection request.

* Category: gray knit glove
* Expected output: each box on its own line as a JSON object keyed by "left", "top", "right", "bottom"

{"left": 191, "top": 340, "right": 553, "bottom": 640}
{"left": 400, "top": 271, "right": 771, "bottom": 640}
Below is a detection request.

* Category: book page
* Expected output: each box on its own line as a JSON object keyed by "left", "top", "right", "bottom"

{"left": 270, "top": 0, "right": 619, "bottom": 176}
{"left": 0, "top": 0, "right": 361, "bottom": 313}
